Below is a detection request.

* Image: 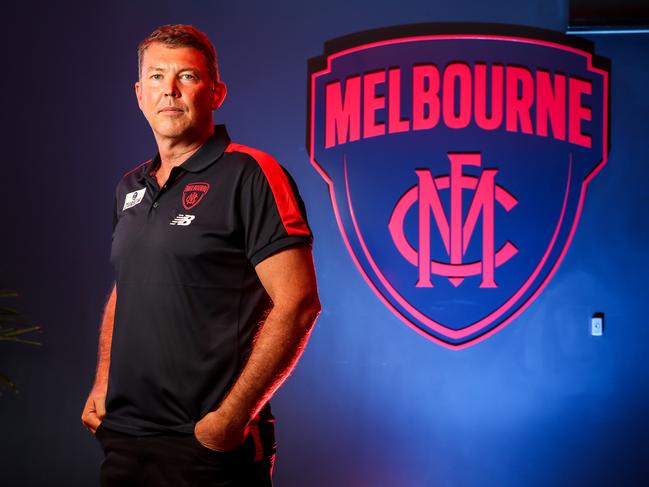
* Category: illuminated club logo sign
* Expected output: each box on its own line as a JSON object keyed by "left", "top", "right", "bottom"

{"left": 307, "top": 25, "right": 609, "bottom": 348}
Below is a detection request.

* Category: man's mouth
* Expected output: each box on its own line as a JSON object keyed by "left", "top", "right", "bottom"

{"left": 158, "top": 107, "right": 184, "bottom": 114}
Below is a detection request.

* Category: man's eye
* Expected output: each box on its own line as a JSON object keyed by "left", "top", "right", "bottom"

{"left": 180, "top": 73, "right": 196, "bottom": 80}
{"left": 150, "top": 74, "right": 163, "bottom": 80}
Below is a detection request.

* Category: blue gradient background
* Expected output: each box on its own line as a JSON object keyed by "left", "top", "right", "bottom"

{"left": 1, "top": 1, "right": 648, "bottom": 485}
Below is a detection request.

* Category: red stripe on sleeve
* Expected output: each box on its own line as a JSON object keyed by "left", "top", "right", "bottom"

{"left": 225, "top": 143, "right": 311, "bottom": 237}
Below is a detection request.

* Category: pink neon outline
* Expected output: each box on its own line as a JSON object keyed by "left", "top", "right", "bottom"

{"left": 308, "top": 34, "right": 609, "bottom": 349}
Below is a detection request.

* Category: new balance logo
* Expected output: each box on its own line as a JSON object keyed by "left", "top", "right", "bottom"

{"left": 170, "top": 214, "right": 196, "bottom": 226}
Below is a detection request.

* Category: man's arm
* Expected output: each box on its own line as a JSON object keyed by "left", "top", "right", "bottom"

{"left": 194, "top": 246, "right": 321, "bottom": 451}
{"left": 81, "top": 283, "right": 116, "bottom": 434}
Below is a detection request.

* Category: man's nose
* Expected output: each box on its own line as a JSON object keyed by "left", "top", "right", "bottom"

{"left": 163, "top": 77, "right": 180, "bottom": 97}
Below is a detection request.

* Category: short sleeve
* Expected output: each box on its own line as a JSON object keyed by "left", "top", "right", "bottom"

{"left": 239, "top": 163, "right": 312, "bottom": 267}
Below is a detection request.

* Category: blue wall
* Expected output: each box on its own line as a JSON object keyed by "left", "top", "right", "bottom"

{"left": 1, "top": 1, "right": 647, "bottom": 485}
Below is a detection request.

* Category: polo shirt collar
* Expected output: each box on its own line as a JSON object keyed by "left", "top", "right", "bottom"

{"left": 138, "top": 124, "right": 231, "bottom": 182}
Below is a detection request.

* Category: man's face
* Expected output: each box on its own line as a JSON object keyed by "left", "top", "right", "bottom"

{"left": 135, "top": 42, "right": 225, "bottom": 140}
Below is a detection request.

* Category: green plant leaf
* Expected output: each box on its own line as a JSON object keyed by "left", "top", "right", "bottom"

{"left": 0, "top": 326, "right": 41, "bottom": 337}
{"left": 0, "top": 372, "right": 18, "bottom": 393}
{"left": 0, "top": 316, "right": 23, "bottom": 324}
{"left": 0, "top": 290, "right": 40, "bottom": 396}
{"left": 0, "top": 326, "right": 42, "bottom": 345}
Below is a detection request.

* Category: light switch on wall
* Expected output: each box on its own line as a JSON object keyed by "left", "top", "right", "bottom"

{"left": 591, "top": 313, "right": 604, "bottom": 336}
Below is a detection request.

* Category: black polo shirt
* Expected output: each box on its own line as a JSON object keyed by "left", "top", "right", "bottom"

{"left": 102, "top": 125, "right": 312, "bottom": 436}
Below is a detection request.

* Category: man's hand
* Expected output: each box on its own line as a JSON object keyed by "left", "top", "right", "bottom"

{"left": 194, "top": 409, "right": 248, "bottom": 452}
{"left": 81, "top": 387, "right": 106, "bottom": 434}
{"left": 82, "top": 284, "right": 115, "bottom": 435}
{"left": 195, "top": 246, "right": 320, "bottom": 452}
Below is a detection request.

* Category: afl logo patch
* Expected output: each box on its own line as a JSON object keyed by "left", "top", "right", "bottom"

{"left": 182, "top": 182, "right": 210, "bottom": 210}
{"left": 123, "top": 188, "right": 146, "bottom": 210}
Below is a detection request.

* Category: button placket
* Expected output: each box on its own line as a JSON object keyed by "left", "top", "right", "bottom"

{"left": 148, "top": 167, "right": 182, "bottom": 213}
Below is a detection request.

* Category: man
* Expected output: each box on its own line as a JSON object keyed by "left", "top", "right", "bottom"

{"left": 80, "top": 24, "right": 320, "bottom": 486}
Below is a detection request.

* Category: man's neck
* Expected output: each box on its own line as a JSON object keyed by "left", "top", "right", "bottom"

{"left": 154, "top": 125, "right": 214, "bottom": 172}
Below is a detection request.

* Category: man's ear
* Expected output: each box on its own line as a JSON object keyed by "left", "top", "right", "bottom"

{"left": 135, "top": 80, "right": 143, "bottom": 111}
{"left": 212, "top": 81, "right": 227, "bottom": 110}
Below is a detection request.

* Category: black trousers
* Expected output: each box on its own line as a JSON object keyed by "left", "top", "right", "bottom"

{"left": 95, "top": 424, "right": 274, "bottom": 487}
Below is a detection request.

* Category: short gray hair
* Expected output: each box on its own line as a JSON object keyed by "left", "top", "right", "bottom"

{"left": 137, "top": 24, "right": 220, "bottom": 88}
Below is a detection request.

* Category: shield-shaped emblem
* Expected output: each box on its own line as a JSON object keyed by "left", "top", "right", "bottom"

{"left": 307, "top": 25, "right": 609, "bottom": 348}
{"left": 182, "top": 182, "right": 210, "bottom": 210}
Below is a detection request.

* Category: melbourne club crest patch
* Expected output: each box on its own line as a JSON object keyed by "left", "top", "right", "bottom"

{"left": 307, "top": 24, "right": 609, "bottom": 348}
{"left": 182, "top": 182, "right": 210, "bottom": 210}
